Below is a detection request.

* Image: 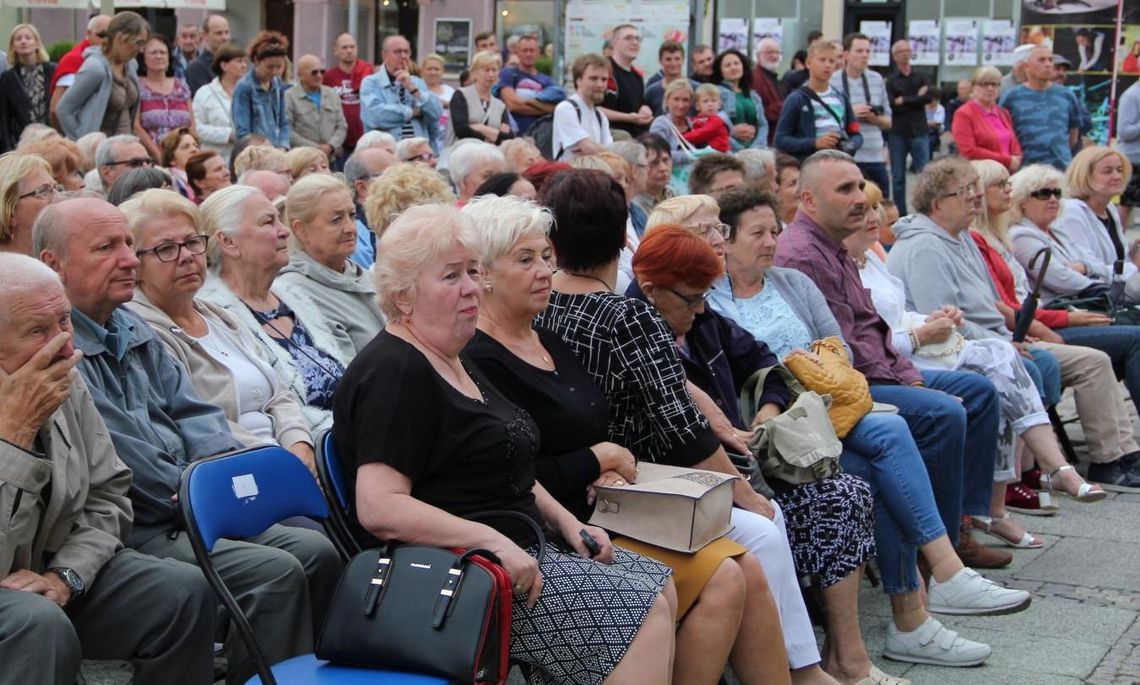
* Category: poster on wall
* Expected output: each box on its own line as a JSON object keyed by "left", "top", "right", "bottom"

{"left": 860, "top": 20, "right": 893, "bottom": 67}
{"left": 908, "top": 20, "right": 941, "bottom": 65}
{"left": 944, "top": 20, "right": 979, "bottom": 65}
{"left": 719, "top": 18, "right": 748, "bottom": 53}
{"left": 1021, "top": 0, "right": 1119, "bottom": 26}
{"left": 433, "top": 18, "right": 472, "bottom": 76}
{"left": 1119, "top": 26, "right": 1140, "bottom": 75}
{"left": 752, "top": 18, "right": 783, "bottom": 53}
{"left": 564, "top": 0, "right": 690, "bottom": 84}
{"left": 983, "top": 20, "right": 1017, "bottom": 65}
{"left": 1052, "top": 25, "right": 1116, "bottom": 74}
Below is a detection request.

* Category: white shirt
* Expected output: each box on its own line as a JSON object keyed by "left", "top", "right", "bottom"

{"left": 197, "top": 319, "right": 276, "bottom": 444}
{"left": 553, "top": 92, "right": 612, "bottom": 161}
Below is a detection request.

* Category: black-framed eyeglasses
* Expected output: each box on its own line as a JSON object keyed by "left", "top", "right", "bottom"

{"left": 136, "top": 235, "right": 209, "bottom": 262}
{"left": 1030, "top": 187, "right": 1063, "bottom": 200}
{"left": 105, "top": 157, "right": 155, "bottom": 169}
{"left": 18, "top": 183, "right": 62, "bottom": 200}
{"left": 667, "top": 287, "right": 711, "bottom": 309}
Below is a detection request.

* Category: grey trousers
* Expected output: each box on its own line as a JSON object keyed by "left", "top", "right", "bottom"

{"left": 0, "top": 549, "right": 216, "bottom": 685}
{"left": 136, "top": 523, "right": 342, "bottom": 684}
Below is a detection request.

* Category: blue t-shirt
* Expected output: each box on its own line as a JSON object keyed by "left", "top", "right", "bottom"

{"left": 497, "top": 66, "right": 555, "bottom": 134}
{"left": 306, "top": 89, "right": 321, "bottom": 109}
{"left": 1000, "top": 84, "right": 1080, "bottom": 170}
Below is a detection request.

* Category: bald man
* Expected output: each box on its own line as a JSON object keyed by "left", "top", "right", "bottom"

{"left": 33, "top": 198, "right": 342, "bottom": 684}
{"left": 286, "top": 54, "right": 348, "bottom": 159}
{"left": 774, "top": 151, "right": 1011, "bottom": 578}
{"left": 239, "top": 169, "right": 292, "bottom": 201}
{"left": 885, "top": 39, "right": 933, "bottom": 214}
{"left": 0, "top": 252, "right": 216, "bottom": 684}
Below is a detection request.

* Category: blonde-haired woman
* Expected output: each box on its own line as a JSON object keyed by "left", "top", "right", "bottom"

{"left": 232, "top": 143, "right": 289, "bottom": 179}
{"left": 446, "top": 50, "right": 513, "bottom": 147}
{"left": 1059, "top": 146, "right": 1134, "bottom": 281}
{"left": 18, "top": 138, "right": 85, "bottom": 191}
{"left": 419, "top": 52, "right": 454, "bottom": 133}
{"left": 121, "top": 188, "right": 316, "bottom": 471}
{"left": 284, "top": 145, "right": 330, "bottom": 180}
{"left": 198, "top": 184, "right": 353, "bottom": 432}
{"left": 500, "top": 137, "right": 541, "bottom": 173}
{"left": 1, "top": 24, "right": 55, "bottom": 152}
{"left": 647, "top": 193, "right": 727, "bottom": 256}
{"left": 275, "top": 173, "right": 384, "bottom": 355}
{"left": 0, "top": 152, "right": 57, "bottom": 255}
{"left": 363, "top": 161, "right": 455, "bottom": 236}
{"left": 951, "top": 66, "right": 1021, "bottom": 172}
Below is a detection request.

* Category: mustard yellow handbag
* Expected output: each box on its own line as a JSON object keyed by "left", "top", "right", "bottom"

{"left": 782, "top": 337, "right": 872, "bottom": 438}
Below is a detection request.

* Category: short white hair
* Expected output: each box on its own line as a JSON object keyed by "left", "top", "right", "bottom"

{"left": 356, "top": 130, "right": 398, "bottom": 153}
{"left": 396, "top": 136, "right": 430, "bottom": 161}
{"left": 461, "top": 194, "right": 552, "bottom": 270}
{"left": 736, "top": 148, "right": 775, "bottom": 182}
{"left": 199, "top": 184, "right": 265, "bottom": 267}
{"left": 374, "top": 203, "right": 478, "bottom": 321}
{"left": 96, "top": 134, "right": 142, "bottom": 167}
{"left": 1008, "top": 164, "right": 1066, "bottom": 226}
{"left": 449, "top": 140, "right": 507, "bottom": 188}
{"left": 0, "top": 253, "right": 63, "bottom": 324}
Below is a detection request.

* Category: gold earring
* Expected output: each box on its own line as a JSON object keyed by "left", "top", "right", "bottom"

{"left": 484, "top": 283, "right": 493, "bottom": 292}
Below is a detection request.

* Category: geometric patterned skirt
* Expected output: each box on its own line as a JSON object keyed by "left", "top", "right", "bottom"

{"left": 773, "top": 472, "right": 877, "bottom": 587}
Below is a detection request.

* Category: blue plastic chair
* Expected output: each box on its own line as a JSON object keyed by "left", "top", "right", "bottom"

{"left": 179, "top": 446, "right": 450, "bottom": 685}
{"left": 315, "top": 429, "right": 362, "bottom": 556}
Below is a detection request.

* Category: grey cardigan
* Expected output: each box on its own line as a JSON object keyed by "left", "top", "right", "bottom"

{"left": 56, "top": 46, "right": 140, "bottom": 140}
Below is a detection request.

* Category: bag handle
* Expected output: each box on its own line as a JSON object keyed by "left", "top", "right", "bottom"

{"left": 431, "top": 548, "right": 503, "bottom": 629}
{"left": 665, "top": 117, "right": 698, "bottom": 156}
{"left": 739, "top": 363, "right": 807, "bottom": 426}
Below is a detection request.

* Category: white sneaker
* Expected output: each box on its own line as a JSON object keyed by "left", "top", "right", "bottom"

{"left": 927, "top": 567, "right": 1031, "bottom": 616}
{"left": 884, "top": 617, "right": 991, "bottom": 667}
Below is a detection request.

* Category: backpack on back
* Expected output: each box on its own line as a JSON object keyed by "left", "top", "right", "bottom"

{"left": 531, "top": 99, "right": 602, "bottom": 160}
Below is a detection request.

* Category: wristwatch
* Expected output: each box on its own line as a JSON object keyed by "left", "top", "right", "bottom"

{"left": 48, "top": 567, "right": 86, "bottom": 599}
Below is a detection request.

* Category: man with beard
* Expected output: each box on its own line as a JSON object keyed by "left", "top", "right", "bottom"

{"left": 552, "top": 53, "right": 612, "bottom": 161}
{"left": 751, "top": 38, "right": 785, "bottom": 146}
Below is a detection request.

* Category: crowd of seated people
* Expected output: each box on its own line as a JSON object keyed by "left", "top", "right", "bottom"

{"left": 4, "top": 18, "right": 1140, "bottom": 685}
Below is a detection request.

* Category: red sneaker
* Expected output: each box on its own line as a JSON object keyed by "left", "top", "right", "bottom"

{"left": 1005, "top": 481, "right": 1058, "bottom": 517}
{"left": 1021, "top": 468, "right": 1043, "bottom": 490}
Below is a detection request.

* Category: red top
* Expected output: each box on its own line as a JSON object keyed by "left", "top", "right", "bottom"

{"left": 51, "top": 39, "right": 90, "bottom": 92}
{"left": 683, "top": 114, "right": 730, "bottom": 152}
{"left": 951, "top": 99, "right": 1023, "bottom": 170}
{"left": 324, "top": 60, "right": 375, "bottom": 150}
{"left": 750, "top": 66, "right": 784, "bottom": 146}
{"left": 970, "top": 230, "right": 1070, "bottom": 329}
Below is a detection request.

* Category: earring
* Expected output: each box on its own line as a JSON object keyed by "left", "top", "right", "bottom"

{"left": 484, "top": 283, "right": 493, "bottom": 292}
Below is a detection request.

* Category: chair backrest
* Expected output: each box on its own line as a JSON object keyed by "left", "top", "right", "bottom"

{"left": 315, "top": 429, "right": 362, "bottom": 556}
{"left": 180, "top": 445, "right": 330, "bottom": 552}
{"left": 179, "top": 446, "right": 332, "bottom": 684}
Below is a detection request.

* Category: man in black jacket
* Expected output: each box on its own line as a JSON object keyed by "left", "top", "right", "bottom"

{"left": 885, "top": 40, "right": 931, "bottom": 214}
{"left": 185, "top": 15, "right": 230, "bottom": 95}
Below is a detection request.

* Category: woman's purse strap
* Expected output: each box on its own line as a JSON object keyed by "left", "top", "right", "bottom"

{"left": 464, "top": 510, "right": 547, "bottom": 563}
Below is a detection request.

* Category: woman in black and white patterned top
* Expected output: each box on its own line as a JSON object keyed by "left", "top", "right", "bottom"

{"left": 0, "top": 24, "right": 55, "bottom": 152}
{"left": 533, "top": 169, "right": 841, "bottom": 684}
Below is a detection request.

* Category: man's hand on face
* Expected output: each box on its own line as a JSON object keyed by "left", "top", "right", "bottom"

{"left": 0, "top": 333, "right": 82, "bottom": 450}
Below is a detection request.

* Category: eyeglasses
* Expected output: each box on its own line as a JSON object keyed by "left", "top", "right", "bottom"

{"left": 666, "top": 287, "right": 711, "bottom": 309}
{"left": 309, "top": 68, "right": 326, "bottom": 76}
{"left": 18, "top": 183, "right": 62, "bottom": 200}
{"left": 105, "top": 157, "right": 155, "bottom": 169}
{"left": 691, "top": 221, "right": 729, "bottom": 237}
{"left": 941, "top": 184, "right": 980, "bottom": 200}
{"left": 136, "top": 235, "right": 210, "bottom": 262}
{"left": 1030, "top": 187, "right": 1063, "bottom": 200}
{"left": 975, "top": 81, "right": 1001, "bottom": 88}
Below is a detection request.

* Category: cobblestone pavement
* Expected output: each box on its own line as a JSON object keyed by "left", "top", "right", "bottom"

{"left": 84, "top": 396, "right": 1140, "bottom": 685}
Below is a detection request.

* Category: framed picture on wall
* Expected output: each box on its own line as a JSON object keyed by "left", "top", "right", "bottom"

{"left": 433, "top": 18, "right": 473, "bottom": 76}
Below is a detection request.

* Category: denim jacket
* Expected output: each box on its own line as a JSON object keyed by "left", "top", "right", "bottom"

{"left": 359, "top": 68, "right": 443, "bottom": 152}
{"left": 232, "top": 70, "right": 290, "bottom": 148}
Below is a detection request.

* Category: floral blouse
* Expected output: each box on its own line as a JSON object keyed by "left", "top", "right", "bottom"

{"left": 139, "top": 78, "right": 193, "bottom": 147}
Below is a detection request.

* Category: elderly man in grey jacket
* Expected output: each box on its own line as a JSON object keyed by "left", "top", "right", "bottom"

{"left": 286, "top": 54, "right": 348, "bottom": 160}
{"left": 0, "top": 253, "right": 216, "bottom": 684}
{"left": 33, "top": 197, "right": 342, "bottom": 685}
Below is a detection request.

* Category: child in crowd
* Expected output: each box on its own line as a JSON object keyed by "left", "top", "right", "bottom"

{"left": 926, "top": 87, "right": 945, "bottom": 154}
{"left": 683, "top": 84, "right": 731, "bottom": 153}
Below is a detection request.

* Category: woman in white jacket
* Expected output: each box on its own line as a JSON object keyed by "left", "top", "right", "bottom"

{"left": 1057, "top": 146, "right": 1134, "bottom": 281}
{"left": 191, "top": 43, "right": 246, "bottom": 162}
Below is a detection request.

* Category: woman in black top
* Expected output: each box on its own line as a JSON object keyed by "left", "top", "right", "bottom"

{"left": 333, "top": 202, "right": 675, "bottom": 685}
{"left": 0, "top": 24, "right": 55, "bottom": 152}
{"left": 462, "top": 193, "right": 795, "bottom": 685}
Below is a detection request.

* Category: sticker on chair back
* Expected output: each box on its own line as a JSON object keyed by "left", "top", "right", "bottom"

{"left": 231, "top": 474, "right": 259, "bottom": 499}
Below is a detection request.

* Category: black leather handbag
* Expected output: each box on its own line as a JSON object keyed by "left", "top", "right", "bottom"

{"left": 315, "top": 511, "right": 545, "bottom": 684}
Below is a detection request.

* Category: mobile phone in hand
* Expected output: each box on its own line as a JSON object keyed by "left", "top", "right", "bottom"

{"left": 579, "top": 529, "right": 601, "bottom": 557}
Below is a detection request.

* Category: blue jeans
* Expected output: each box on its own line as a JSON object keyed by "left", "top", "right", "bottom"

{"left": 887, "top": 132, "right": 930, "bottom": 215}
{"left": 868, "top": 370, "right": 998, "bottom": 544}
{"left": 840, "top": 412, "right": 947, "bottom": 594}
{"left": 1057, "top": 325, "right": 1140, "bottom": 415}
{"left": 857, "top": 162, "right": 891, "bottom": 200}
{"left": 1024, "top": 347, "right": 1062, "bottom": 406}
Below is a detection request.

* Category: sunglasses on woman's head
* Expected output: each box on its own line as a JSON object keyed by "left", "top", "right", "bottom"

{"left": 1029, "top": 188, "right": 1063, "bottom": 200}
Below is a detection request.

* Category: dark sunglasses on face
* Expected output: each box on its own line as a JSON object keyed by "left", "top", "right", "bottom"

{"left": 106, "top": 157, "right": 155, "bottom": 169}
{"left": 310, "top": 69, "right": 326, "bottom": 76}
{"left": 1030, "top": 187, "right": 1063, "bottom": 200}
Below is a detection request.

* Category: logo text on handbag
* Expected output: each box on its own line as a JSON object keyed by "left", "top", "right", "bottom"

{"left": 410, "top": 562, "right": 432, "bottom": 569}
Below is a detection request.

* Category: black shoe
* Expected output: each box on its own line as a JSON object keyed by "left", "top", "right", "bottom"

{"left": 1086, "top": 460, "right": 1140, "bottom": 492}
{"left": 1118, "top": 450, "right": 1140, "bottom": 470}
